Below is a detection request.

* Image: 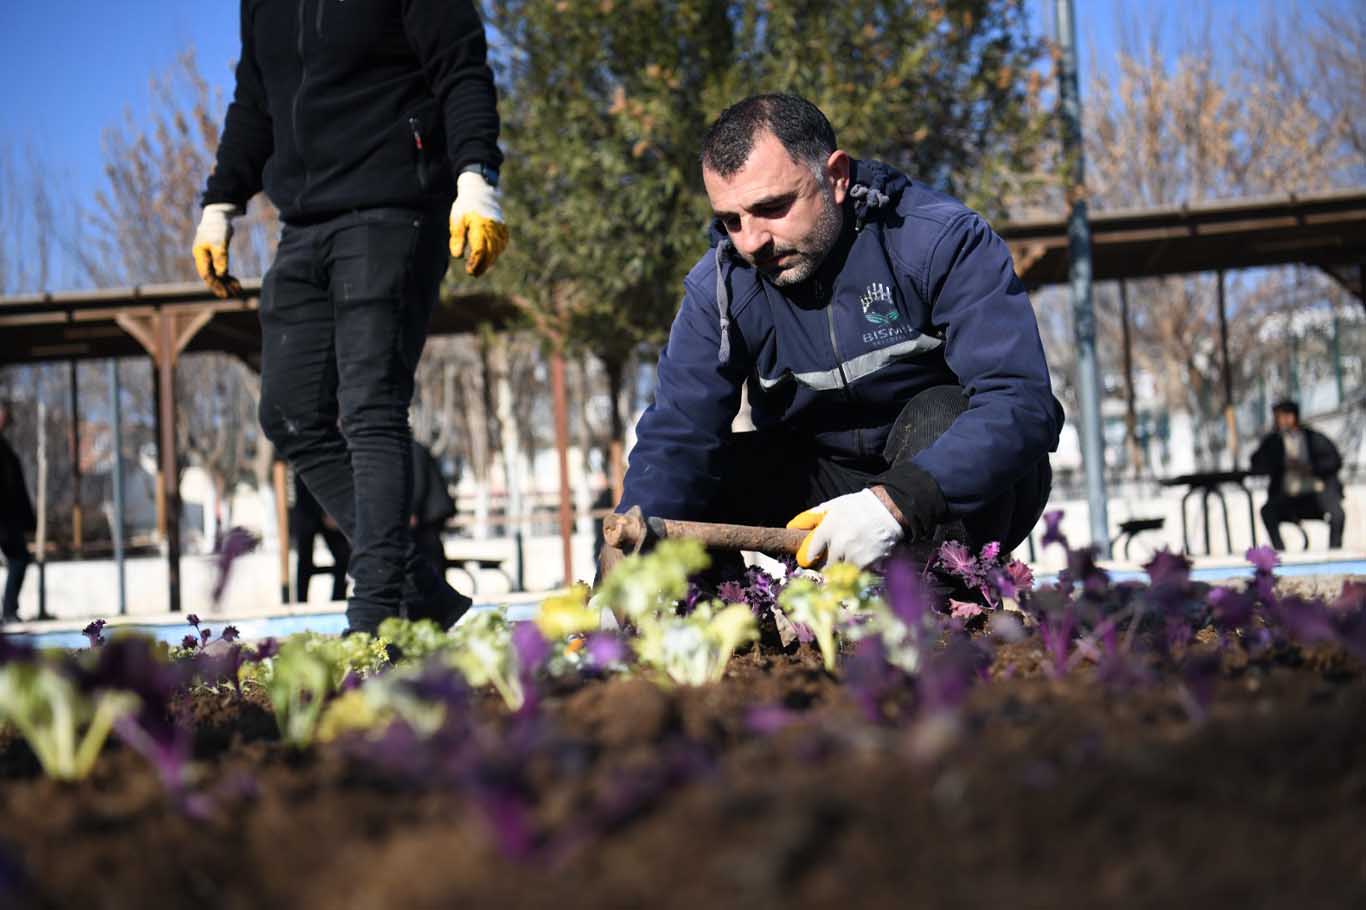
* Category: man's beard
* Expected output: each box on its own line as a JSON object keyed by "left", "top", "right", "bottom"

{"left": 751, "top": 191, "right": 843, "bottom": 287}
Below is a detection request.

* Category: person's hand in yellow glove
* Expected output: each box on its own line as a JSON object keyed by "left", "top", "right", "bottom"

{"left": 449, "top": 168, "right": 508, "bottom": 277}
{"left": 191, "top": 203, "right": 244, "bottom": 298}
{"left": 787, "top": 488, "right": 904, "bottom": 569}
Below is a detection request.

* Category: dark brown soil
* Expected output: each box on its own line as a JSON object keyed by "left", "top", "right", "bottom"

{"left": 2, "top": 641, "right": 1364, "bottom": 910}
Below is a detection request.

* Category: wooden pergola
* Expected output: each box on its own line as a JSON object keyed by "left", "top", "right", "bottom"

{"left": 1000, "top": 187, "right": 1366, "bottom": 302}
{"left": 0, "top": 280, "right": 518, "bottom": 613}
{"left": 998, "top": 186, "right": 1366, "bottom": 471}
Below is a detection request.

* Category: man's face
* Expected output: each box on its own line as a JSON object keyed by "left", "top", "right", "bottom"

{"left": 704, "top": 131, "right": 849, "bottom": 286}
{"left": 1274, "top": 409, "right": 1298, "bottom": 432}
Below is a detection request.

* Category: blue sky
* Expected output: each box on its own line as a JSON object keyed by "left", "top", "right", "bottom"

{"left": 0, "top": 0, "right": 1348, "bottom": 269}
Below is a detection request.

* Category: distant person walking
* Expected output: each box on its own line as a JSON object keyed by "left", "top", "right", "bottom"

{"left": 1249, "top": 400, "right": 1345, "bottom": 550}
{"left": 0, "top": 402, "right": 36, "bottom": 622}
{"left": 409, "top": 441, "right": 457, "bottom": 584}
{"left": 293, "top": 473, "right": 351, "bottom": 603}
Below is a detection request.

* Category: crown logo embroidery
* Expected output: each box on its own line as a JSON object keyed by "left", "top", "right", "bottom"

{"left": 860, "top": 283, "right": 899, "bottom": 325}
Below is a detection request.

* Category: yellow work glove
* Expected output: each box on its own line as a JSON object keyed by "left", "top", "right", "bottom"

{"left": 191, "top": 203, "right": 244, "bottom": 298}
{"left": 787, "top": 489, "right": 903, "bottom": 569}
{"left": 449, "top": 170, "right": 508, "bottom": 277}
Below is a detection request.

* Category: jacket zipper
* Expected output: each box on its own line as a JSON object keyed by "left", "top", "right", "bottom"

{"left": 820, "top": 278, "right": 866, "bottom": 455}
{"left": 292, "top": 0, "right": 311, "bottom": 211}
{"left": 315, "top": 0, "right": 326, "bottom": 34}
{"left": 409, "top": 116, "right": 430, "bottom": 190}
{"left": 821, "top": 280, "right": 850, "bottom": 389}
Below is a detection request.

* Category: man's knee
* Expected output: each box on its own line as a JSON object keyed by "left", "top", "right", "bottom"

{"left": 884, "top": 385, "right": 968, "bottom": 464}
{"left": 259, "top": 389, "right": 338, "bottom": 457}
{"left": 1260, "top": 500, "right": 1280, "bottom": 526}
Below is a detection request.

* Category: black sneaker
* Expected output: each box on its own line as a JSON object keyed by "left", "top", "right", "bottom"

{"left": 401, "top": 567, "right": 472, "bottom": 630}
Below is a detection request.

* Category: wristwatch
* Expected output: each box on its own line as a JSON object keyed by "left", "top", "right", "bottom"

{"left": 460, "top": 162, "right": 500, "bottom": 188}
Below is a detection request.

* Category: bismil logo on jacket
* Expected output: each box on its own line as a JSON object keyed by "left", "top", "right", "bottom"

{"left": 860, "top": 283, "right": 899, "bottom": 325}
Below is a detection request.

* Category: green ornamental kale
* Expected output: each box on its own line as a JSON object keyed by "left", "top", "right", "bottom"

{"left": 0, "top": 660, "right": 139, "bottom": 780}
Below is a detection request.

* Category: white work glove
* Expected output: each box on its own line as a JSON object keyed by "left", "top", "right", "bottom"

{"left": 787, "top": 488, "right": 904, "bottom": 569}
{"left": 449, "top": 170, "right": 509, "bottom": 277}
{"left": 191, "top": 203, "right": 244, "bottom": 298}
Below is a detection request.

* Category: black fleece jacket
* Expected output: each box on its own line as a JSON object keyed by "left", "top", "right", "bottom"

{"left": 203, "top": 0, "right": 502, "bottom": 222}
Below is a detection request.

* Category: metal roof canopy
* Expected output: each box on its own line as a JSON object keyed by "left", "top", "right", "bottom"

{"left": 1000, "top": 187, "right": 1366, "bottom": 301}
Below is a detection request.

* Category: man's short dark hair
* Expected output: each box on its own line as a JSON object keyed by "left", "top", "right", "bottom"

{"left": 1272, "top": 399, "right": 1300, "bottom": 419}
{"left": 700, "top": 93, "right": 837, "bottom": 177}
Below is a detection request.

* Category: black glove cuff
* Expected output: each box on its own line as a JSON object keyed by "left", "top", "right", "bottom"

{"left": 875, "top": 462, "right": 949, "bottom": 541}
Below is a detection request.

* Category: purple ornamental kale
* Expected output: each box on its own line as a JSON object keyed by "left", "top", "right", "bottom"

{"left": 1143, "top": 549, "right": 1192, "bottom": 589}
{"left": 82, "top": 620, "right": 107, "bottom": 648}
{"left": 884, "top": 552, "right": 933, "bottom": 629}
{"left": 585, "top": 632, "right": 625, "bottom": 669}
{"left": 844, "top": 636, "right": 904, "bottom": 724}
{"left": 919, "top": 634, "right": 991, "bottom": 714}
{"left": 715, "top": 580, "right": 746, "bottom": 605}
{"left": 1041, "top": 510, "right": 1068, "bottom": 549}
{"left": 1038, "top": 607, "right": 1077, "bottom": 677}
{"left": 1006, "top": 560, "right": 1035, "bottom": 593}
{"left": 211, "top": 527, "right": 262, "bottom": 605}
{"left": 978, "top": 541, "right": 1001, "bottom": 564}
{"left": 78, "top": 636, "right": 193, "bottom": 792}
{"left": 1208, "top": 586, "right": 1256, "bottom": 633}
{"left": 936, "top": 541, "right": 981, "bottom": 586}
{"left": 745, "top": 705, "right": 798, "bottom": 735}
{"left": 1245, "top": 545, "right": 1280, "bottom": 574}
{"left": 181, "top": 635, "right": 200, "bottom": 651}
{"left": 220, "top": 626, "right": 240, "bottom": 643}
{"left": 511, "top": 623, "right": 550, "bottom": 715}
{"left": 949, "top": 599, "right": 986, "bottom": 621}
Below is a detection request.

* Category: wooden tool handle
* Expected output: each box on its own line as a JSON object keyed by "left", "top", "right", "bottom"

{"left": 603, "top": 506, "right": 808, "bottom": 555}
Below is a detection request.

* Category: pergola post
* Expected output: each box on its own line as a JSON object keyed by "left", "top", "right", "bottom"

{"left": 550, "top": 350, "right": 575, "bottom": 587}
{"left": 67, "top": 360, "right": 83, "bottom": 555}
{"left": 115, "top": 305, "right": 215, "bottom": 613}
{"left": 1216, "top": 270, "right": 1239, "bottom": 468}
{"left": 157, "top": 312, "right": 183, "bottom": 613}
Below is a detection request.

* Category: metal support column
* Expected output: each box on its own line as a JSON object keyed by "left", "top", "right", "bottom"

{"left": 1056, "top": 0, "right": 1110, "bottom": 555}
{"left": 109, "top": 359, "right": 127, "bottom": 616}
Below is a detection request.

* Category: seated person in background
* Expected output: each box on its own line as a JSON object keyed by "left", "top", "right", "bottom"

{"left": 1249, "top": 399, "right": 1345, "bottom": 550}
{"left": 293, "top": 474, "right": 351, "bottom": 602}
{"left": 410, "top": 441, "right": 457, "bottom": 585}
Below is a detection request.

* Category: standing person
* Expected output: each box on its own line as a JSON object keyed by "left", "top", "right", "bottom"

{"left": 0, "top": 402, "right": 36, "bottom": 622}
{"left": 292, "top": 472, "right": 351, "bottom": 603}
{"left": 193, "top": 1, "right": 508, "bottom": 633}
{"left": 604, "top": 94, "right": 1062, "bottom": 578}
{"left": 1250, "top": 400, "right": 1345, "bottom": 550}
{"left": 409, "top": 440, "right": 457, "bottom": 583}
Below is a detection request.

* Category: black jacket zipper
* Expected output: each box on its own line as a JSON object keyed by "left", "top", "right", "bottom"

{"left": 821, "top": 280, "right": 850, "bottom": 389}
{"left": 409, "top": 116, "right": 430, "bottom": 191}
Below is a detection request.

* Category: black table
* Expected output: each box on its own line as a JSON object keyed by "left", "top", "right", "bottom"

{"left": 1158, "top": 470, "right": 1257, "bottom": 555}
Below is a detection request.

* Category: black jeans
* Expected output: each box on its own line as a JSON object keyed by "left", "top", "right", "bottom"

{"left": 710, "top": 386, "right": 1051, "bottom": 555}
{"left": 1, "top": 526, "right": 29, "bottom": 619}
{"left": 258, "top": 206, "right": 450, "bottom": 632}
{"left": 1261, "top": 492, "right": 1346, "bottom": 550}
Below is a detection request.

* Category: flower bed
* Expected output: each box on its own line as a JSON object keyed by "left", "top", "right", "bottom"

{"left": 1, "top": 521, "right": 1364, "bottom": 908}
